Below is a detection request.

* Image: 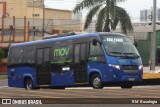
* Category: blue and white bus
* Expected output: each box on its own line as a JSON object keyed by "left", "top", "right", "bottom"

{"left": 7, "top": 32, "right": 143, "bottom": 90}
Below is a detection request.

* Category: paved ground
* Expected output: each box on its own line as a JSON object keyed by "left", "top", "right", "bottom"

{"left": 0, "top": 79, "right": 160, "bottom": 106}
{"left": 0, "top": 79, "right": 160, "bottom": 98}
{"left": 0, "top": 86, "right": 160, "bottom": 98}
{"left": 143, "top": 66, "right": 160, "bottom": 73}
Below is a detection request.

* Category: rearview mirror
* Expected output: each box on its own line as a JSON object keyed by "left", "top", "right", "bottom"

{"left": 92, "top": 39, "right": 101, "bottom": 46}
{"left": 134, "top": 40, "right": 138, "bottom": 47}
{"left": 92, "top": 39, "right": 97, "bottom": 46}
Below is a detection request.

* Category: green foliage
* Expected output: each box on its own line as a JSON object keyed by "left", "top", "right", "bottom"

{"left": 0, "top": 49, "right": 4, "bottom": 65}
{"left": 73, "top": 0, "right": 133, "bottom": 34}
{"left": 84, "top": 4, "right": 102, "bottom": 30}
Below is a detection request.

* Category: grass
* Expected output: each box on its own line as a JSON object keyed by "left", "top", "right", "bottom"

{"left": 0, "top": 75, "right": 7, "bottom": 80}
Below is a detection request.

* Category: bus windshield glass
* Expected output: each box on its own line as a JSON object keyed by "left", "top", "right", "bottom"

{"left": 101, "top": 35, "right": 140, "bottom": 58}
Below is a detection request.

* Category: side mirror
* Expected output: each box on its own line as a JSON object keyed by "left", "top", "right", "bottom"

{"left": 92, "top": 39, "right": 101, "bottom": 46}
{"left": 134, "top": 40, "right": 138, "bottom": 47}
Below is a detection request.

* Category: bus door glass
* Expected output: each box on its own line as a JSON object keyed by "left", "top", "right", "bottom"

{"left": 74, "top": 42, "right": 88, "bottom": 83}
{"left": 36, "top": 48, "right": 51, "bottom": 85}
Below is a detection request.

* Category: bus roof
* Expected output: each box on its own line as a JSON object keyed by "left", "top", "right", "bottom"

{"left": 10, "top": 32, "right": 126, "bottom": 47}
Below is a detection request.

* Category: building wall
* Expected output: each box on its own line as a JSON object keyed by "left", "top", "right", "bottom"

{"left": 26, "top": 8, "right": 72, "bottom": 19}
{"left": 45, "top": 9, "right": 72, "bottom": 20}
{"left": 26, "top": 7, "right": 43, "bottom": 19}
{"left": 0, "top": 0, "right": 28, "bottom": 18}
{"left": 0, "top": 0, "right": 72, "bottom": 19}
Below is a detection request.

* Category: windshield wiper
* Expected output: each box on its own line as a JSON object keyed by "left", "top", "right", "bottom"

{"left": 109, "top": 52, "right": 123, "bottom": 55}
{"left": 123, "top": 53, "right": 140, "bottom": 58}
{"left": 108, "top": 52, "right": 125, "bottom": 57}
{"left": 109, "top": 52, "right": 140, "bottom": 58}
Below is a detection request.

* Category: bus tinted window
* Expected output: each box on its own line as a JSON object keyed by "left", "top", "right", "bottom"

{"left": 44, "top": 48, "right": 50, "bottom": 62}
{"left": 89, "top": 39, "right": 105, "bottom": 62}
{"left": 74, "top": 44, "right": 80, "bottom": 63}
{"left": 23, "top": 45, "right": 35, "bottom": 63}
{"left": 37, "top": 49, "right": 43, "bottom": 64}
{"left": 11, "top": 47, "right": 23, "bottom": 64}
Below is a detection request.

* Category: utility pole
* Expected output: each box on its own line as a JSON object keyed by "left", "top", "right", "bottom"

{"left": 32, "top": 0, "right": 35, "bottom": 41}
{"left": 150, "top": 0, "right": 156, "bottom": 71}
{"left": 42, "top": 0, "right": 45, "bottom": 37}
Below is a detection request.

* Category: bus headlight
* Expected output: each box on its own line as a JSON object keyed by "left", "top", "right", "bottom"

{"left": 139, "top": 65, "right": 143, "bottom": 70}
{"left": 109, "top": 64, "right": 120, "bottom": 70}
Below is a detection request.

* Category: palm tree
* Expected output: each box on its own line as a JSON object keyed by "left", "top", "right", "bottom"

{"left": 73, "top": 0, "right": 133, "bottom": 34}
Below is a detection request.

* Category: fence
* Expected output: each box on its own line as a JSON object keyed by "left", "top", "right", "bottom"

{"left": 0, "top": 16, "right": 82, "bottom": 42}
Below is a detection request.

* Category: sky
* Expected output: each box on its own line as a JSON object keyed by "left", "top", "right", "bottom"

{"left": 45, "top": 0, "right": 160, "bottom": 22}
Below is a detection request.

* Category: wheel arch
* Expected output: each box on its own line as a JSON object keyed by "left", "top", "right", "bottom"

{"left": 89, "top": 70, "right": 102, "bottom": 85}
{"left": 23, "top": 74, "right": 34, "bottom": 88}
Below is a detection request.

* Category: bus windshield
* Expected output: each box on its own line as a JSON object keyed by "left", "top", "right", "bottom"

{"left": 101, "top": 35, "right": 140, "bottom": 58}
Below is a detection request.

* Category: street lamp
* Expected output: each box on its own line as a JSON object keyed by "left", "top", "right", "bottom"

{"left": 150, "top": 0, "right": 157, "bottom": 71}
{"left": 42, "top": 0, "right": 45, "bottom": 37}
{"left": 31, "top": 0, "right": 36, "bottom": 41}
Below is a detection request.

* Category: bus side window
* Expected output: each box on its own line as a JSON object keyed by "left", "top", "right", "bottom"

{"left": 23, "top": 45, "right": 35, "bottom": 64}
{"left": 89, "top": 40, "right": 105, "bottom": 63}
{"left": 11, "top": 47, "right": 23, "bottom": 64}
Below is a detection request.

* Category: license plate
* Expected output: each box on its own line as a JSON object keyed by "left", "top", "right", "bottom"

{"left": 129, "top": 78, "right": 135, "bottom": 81}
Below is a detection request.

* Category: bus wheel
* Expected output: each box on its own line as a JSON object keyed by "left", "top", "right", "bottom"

{"left": 120, "top": 84, "right": 133, "bottom": 89}
{"left": 91, "top": 74, "right": 104, "bottom": 89}
{"left": 25, "top": 78, "right": 33, "bottom": 90}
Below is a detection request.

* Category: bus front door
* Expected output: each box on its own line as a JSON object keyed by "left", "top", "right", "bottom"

{"left": 36, "top": 48, "right": 51, "bottom": 85}
{"left": 74, "top": 43, "right": 88, "bottom": 83}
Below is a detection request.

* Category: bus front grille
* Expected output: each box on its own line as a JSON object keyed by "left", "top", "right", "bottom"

{"left": 122, "top": 65, "right": 138, "bottom": 73}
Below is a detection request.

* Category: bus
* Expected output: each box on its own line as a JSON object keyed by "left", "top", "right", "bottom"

{"left": 7, "top": 32, "right": 143, "bottom": 90}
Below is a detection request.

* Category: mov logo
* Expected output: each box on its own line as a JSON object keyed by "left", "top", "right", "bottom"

{"left": 54, "top": 48, "right": 70, "bottom": 57}
{"left": 2, "top": 99, "right": 11, "bottom": 104}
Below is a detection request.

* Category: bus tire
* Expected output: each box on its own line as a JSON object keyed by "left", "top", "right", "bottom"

{"left": 25, "top": 78, "right": 33, "bottom": 90}
{"left": 91, "top": 74, "right": 104, "bottom": 89}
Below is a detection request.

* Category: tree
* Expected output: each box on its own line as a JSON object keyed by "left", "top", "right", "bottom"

{"left": 73, "top": 0, "right": 133, "bottom": 34}
{"left": 0, "top": 49, "right": 4, "bottom": 66}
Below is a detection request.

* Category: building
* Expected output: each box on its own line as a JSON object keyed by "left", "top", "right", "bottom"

{"left": 0, "top": 0, "right": 82, "bottom": 34}
{"left": 0, "top": 0, "right": 72, "bottom": 19}
{"left": 140, "top": 8, "right": 160, "bottom": 22}
{"left": 140, "top": 9, "right": 151, "bottom": 22}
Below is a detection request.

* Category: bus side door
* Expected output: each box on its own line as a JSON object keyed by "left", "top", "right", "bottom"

{"left": 36, "top": 48, "right": 51, "bottom": 85}
{"left": 74, "top": 42, "right": 88, "bottom": 83}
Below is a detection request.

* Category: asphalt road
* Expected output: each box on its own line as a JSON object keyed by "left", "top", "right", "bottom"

{"left": 0, "top": 79, "right": 160, "bottom": 106}
{"left": 0, "top": 79, "right": 160, "bottom": 98}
